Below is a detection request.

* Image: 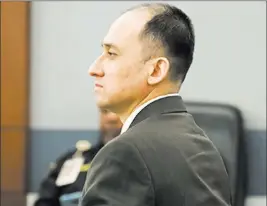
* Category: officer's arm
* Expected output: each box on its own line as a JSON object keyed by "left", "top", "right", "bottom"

{"left": 79, "top": 139, "right": 154, "bottom": 206}
{"left": 34, "top": 152, "right": 74, "bottom": 206}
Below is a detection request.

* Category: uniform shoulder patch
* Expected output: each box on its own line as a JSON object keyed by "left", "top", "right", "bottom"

{"left": 76, "top": 140, "right": 92, "bottom": 152}
{"left": 49, "top": 162, "right": 57, "bottom": 170}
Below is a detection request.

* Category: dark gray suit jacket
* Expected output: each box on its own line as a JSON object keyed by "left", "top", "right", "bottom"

{"left": 80, "top": 96, "right": 232, "bottom": 206}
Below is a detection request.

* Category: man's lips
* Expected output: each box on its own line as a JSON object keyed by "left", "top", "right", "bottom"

{"left": 95, "top": 83, "right": 103, "bottom": 88}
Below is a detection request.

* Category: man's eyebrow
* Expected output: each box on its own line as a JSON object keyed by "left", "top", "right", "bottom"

{"left": 101, "top": 42, "right": 120, "bottom": 51}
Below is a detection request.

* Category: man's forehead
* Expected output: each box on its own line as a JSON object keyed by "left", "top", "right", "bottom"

{"left": 103, "top": 10, "right": 151, "bottom": 50}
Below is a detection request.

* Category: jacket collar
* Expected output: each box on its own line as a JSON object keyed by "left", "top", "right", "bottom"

{"left": 128, "top": 95, "right": 187, "bottom": 130}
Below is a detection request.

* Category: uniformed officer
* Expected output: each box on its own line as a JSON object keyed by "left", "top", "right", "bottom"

{"left": 34, "top": 109, "right": 122, "bottom": 206}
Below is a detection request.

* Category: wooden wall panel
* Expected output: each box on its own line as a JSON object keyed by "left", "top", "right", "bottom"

{"left": 1, "top": 2, "right": 29, "bottom": 127}
{"left": 1, "top": 192, "right": 26, "bottom": 206}
{"left": 0, "top": 2, "right": 30, "bottom": 206}
{"left": 1, "top": 129, "right": 26, "bottom": 191}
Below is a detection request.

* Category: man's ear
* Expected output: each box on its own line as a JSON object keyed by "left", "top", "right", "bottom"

{"left": 147, "top": 57, "right": 170, "bottom": 86}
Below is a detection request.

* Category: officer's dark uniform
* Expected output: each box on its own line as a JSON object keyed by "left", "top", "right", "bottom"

{"left": 34, "top": 142, "right": 104, "bottom": 206}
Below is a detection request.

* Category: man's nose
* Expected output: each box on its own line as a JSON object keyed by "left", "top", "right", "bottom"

{"left": 88, "top": 57, "right": 104, "bottom": 77}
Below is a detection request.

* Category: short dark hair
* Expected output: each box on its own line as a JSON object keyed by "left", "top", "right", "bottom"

{"left": 127, "top": 3, "right": 195, "bottom": 83}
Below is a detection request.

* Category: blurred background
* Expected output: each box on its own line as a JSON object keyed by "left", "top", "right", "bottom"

{"left": 1, "top": 1, "right": 266, "bottom": 206}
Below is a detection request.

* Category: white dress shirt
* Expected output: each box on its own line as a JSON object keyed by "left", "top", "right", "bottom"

{"left": 120, "top": 93, "right": 180, "bottom": 134}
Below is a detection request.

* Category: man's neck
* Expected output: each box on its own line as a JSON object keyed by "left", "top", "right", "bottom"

{"left": 119, "top": 84, "right": 180, "bottom": 123}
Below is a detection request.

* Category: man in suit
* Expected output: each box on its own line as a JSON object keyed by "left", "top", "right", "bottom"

{"left": 80, "top": 2, "right": 232, "bottom": 206}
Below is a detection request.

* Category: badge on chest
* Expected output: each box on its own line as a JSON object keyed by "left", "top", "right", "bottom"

{"left": 56, "top": 157, "right": 84, "bottom": 186}
{"left": 56, "top": 140, "right": 92, "bottom": 187}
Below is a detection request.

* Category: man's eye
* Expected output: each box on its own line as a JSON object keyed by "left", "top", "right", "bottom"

{"left": 108, "top": 52, "right": 116, "bottom": 56}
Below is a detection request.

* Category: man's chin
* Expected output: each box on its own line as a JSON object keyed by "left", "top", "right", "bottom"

{"left": 97, "top": 101, "right": 116, "bottom": 113}
{"left": 96, "top": 99, "right": 109, "bottom": 109}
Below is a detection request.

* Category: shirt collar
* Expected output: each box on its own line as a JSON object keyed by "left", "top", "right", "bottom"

{"left": 120, "top": 93, "right": 180, "bottom": 134}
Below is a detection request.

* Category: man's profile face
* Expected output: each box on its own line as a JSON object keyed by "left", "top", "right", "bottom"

{"left": 88, "top": 10, "right": 152, "bottom": 112}
{"left": 100, "top": 109, "right": 122, "bottom": 144}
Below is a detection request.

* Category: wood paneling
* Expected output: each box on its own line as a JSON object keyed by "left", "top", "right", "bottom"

{"left": 0, "top": 2, "right": 30, "bottom": 206}
{"left": 1, "top": 2, "right": 29, "bottom": 127}
{"left": 1, "top": 129, "right": 26, "bottom": 191}
{"left": 1, "top": 192, "right": 26, "bottom": 206}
